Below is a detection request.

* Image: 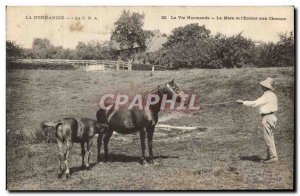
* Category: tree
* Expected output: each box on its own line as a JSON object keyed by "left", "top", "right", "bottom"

{"left": 75, "top": 41, "right": 115, "bottom": 60}
{"left": 208, "top": 33, "right": 256, "bottom": 68}
{"left": 31, "top": 38, "right": 53, "bottom": 59}
{"left": 63, "top": 48, "right": 77, "bottom": 60}
{"left": 160, "top": 23, "right": 212, "bottom": 69}
{"left": 276, "top": 32, "right": 294, "bottom": 66}
{"left": 48, "top": 46, "right": 66, "bottom": 59}
{"left": 6, "top": 41, "right": 24, "bottom": 58}
{"left": 111, "top": 10, "right": 152, "bottom": 59}
{"left": 256, "top": 43, "right": 277, "bottom": 67}
{"left": 256, "top": 32, "right": 294, "bottom": 67}
{"left": 163, "top": 23, "right": 211, "bottom": 48}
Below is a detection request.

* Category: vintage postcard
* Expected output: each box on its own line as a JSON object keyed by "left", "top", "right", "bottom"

{"left": 6, "top": 6, "right": 295, "bottom": 191}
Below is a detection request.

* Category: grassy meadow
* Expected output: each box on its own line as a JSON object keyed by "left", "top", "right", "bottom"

{"left": 6, "top": 67, "right": 294, "bottom": 190}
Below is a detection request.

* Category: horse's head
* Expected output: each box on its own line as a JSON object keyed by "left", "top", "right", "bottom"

{"left": 159, "top": 79, "right": 183, "bottom": 103}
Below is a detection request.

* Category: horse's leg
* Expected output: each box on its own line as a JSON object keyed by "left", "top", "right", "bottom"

{"left": 57, "top": 138, "right": 64, "bottom": 179}
{"left": 86, "top": 136, "right": 95, "bottom": 170}
{"left": 103, "top": 130, "right": 113, "bottom": 163}
{"left": 81, "top": 142, "right": 85, "bottom": 169}
{"left": 140, "top": 128, "right": 147, "bottom": 165}
{"left": 64, "top": 139, "right": 73, "bottom": 179}
{"left": 147, "top": 128, "right": 154, "bottom": 164}
{"left": 97, "top": 133, "right": 103, "bottom": 162}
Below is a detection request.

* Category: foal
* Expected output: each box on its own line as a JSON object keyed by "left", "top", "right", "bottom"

{"left": 41, "top": 117, "right": 107, "bottom": 179}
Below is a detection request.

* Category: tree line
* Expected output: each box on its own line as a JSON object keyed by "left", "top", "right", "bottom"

{"left": 7, "top": 10, "right": 294, "bottom": 69}
{"left": 155, "top": 24, "right": 294, "bottom": 69}
{"left": 7, "top": 39, "right": 116, "bottom": 60}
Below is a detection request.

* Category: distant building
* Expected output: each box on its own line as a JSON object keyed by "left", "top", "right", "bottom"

{"left": 145, "top": 30, "right": 168, "bottom": 53}
{"left": 110, "top": 30, "right": 167, "bottom": 63}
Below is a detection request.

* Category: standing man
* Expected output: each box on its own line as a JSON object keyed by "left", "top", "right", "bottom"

{"left": 236, "top": 77, "right": 278, "bottom": 163}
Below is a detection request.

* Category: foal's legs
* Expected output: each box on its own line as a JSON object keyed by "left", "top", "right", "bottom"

{"left": 103, "top": 130, "right": 113, "bottom": 162}
{"left": 97, "top": 133, "right": 103, "bottom": 162}
{"left": 64, "top": 139, "right": 73, "bottom": 179}
{"left": 57, "top": 139, "right": 64, "bottom": 178}
{"left": 81, "top": 142, "right": 85, "bottom": 169}
{"left": 86, "top": 136, "right": 95, "bottom": 169}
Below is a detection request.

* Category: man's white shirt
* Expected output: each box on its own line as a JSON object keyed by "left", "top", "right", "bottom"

{"left": 243, "top": 90, "right": 278, "bottom": 114}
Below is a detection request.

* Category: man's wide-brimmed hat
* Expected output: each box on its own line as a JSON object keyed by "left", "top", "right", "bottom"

{"left": 260, "top": 77, "right": 274, "bottom": 91}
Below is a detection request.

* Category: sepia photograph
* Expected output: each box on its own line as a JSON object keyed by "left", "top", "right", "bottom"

{"left": 6, "top": 6, "right": 295, "bottom": 191}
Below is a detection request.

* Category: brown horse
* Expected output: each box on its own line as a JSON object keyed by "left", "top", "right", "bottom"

{"left": 41, "top": 117, "right": 107, "bottom": 179}
{"left": 96, "top": 79, "right": 183, "bottom": 165}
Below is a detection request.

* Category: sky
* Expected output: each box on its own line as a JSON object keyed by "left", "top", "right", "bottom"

{"left": 6, "top": 6, "right": 294, "bottom": 49}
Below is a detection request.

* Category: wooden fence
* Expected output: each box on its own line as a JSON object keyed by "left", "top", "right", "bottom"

{"left": 9, "top": 59, "right": 132, "bottom": 71}
{"left": 8, "top": 58, "right": 169, "bottom": 71}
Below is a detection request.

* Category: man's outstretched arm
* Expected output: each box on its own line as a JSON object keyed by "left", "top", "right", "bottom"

{"left": 236, "top": 94, "right": 268, "bottom": 107}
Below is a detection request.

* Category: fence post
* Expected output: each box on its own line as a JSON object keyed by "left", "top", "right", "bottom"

{"left": 128, "top": 62, "right": 132, "bottom": 71}
{"left": 151, "top": 65, "right": 155, "bottom": 76}
{"left": 116, "top": 62, "right": 119, "bottom": 71}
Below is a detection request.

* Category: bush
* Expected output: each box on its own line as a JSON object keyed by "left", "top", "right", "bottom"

{"left": 158, "top": 23, "right": 294, "bottom": 69}
{"left": 148, "top": 50, "right": 162, "bottom": 65}
{"left": 132, "top": 63, "right": 153, "bottom": 70}
{"left": 160, "top": 40, "right": 213, "bottom": 69}
{"left": 207, "top": 33, "right": 256, "bottom": 68}
{"left": 159, "top": 24, "right": 257, "bottom": 69}
{"left": 6, "top": 27, "right": 294, "bottom": 69}
{"left": 206, "top": 59, "right": 223, "bottom": 69}
{"left": 6, "top": 41, "right": 25, "bottom": 58}
{"left": 7, "top": 61, "right": 76, "bottom": 70}
{"left": 159, "top": 24, "right": 212, "bottom": 69}
{"left": 256, "top": 32, "right": 294, "bottom": 67}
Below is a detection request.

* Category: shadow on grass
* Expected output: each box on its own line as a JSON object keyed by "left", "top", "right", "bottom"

{"left": 106, "top": 154, "right": 179, "bottom": 163}
{"left": 239, "top": 155, "right": 262, "bottom": 162}
{"left": 70, "top": 162, "right": 97, "bottom": 175}
{"left": 70, "top": 154, "right": 179, "bottom": 175}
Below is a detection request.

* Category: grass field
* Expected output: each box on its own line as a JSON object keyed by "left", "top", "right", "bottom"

{"left": 6, "top": 67, "right": 294, "bottom": 190}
